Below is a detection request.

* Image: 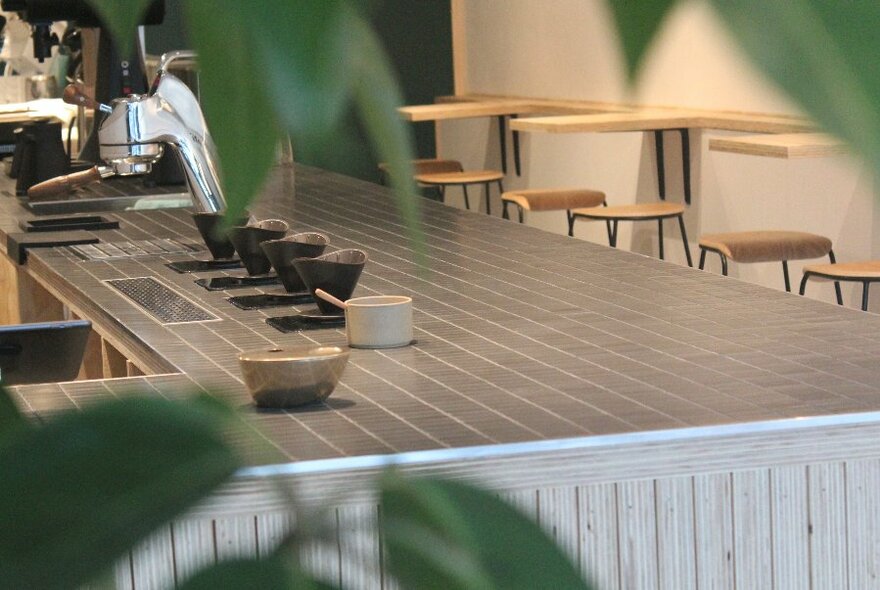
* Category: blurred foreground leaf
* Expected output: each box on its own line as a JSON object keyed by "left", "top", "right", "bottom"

{"left": 380, "top": 472, "right": 591, "bottom": 590}
{"left": 608, "top": 0, "right": 678, "bottom": 79}
{"left": 84, "top": 0, "right": 153, "bottom": 54}
{"left": 184, "top": 0, "right": 281, "bottom": 224}
{"left": 707, "top": 0, "right": 880, "bottom": 171}
{"left": 0, "top": 397, "right": 240, "bottom": 589}
{"left": 0, "top": 385, "right": 25, "bottom": 432}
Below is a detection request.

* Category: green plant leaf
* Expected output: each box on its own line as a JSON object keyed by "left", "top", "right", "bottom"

{"left": 380, "top": 472, "right": 592, "bottom": 590}
{"left": 608, "top": 0, "right": 679, "bottom": 79}
{"left": 350, "top": 17, "right": 424, "bottom": 264}
{"left": 0, "top": 396, "right": 240, "bottom": 589}
{"left": 183, "top": 0, "right": 281, "bottom": 224}
{"left": 0, "top": 385, "right": 25, "bottom": 432}
{"left": 178, "top": 554, "right": 339, "bottom": 590}
{"left": 708, "top": 0, "right": 880, "bottom": 174}
{"left": 84, "top": 0, "right": 153, "bottom": 54}
{"left": 234, "top": 0, "right": 357, "bottom": 153}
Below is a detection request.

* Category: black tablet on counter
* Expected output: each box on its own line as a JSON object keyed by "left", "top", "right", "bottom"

{"left": 0, "top": 319, "right": 91, "bottom": 386}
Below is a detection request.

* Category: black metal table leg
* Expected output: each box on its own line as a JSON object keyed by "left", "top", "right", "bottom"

{"left": 679, "top": 128, "right": 692, "bottom": 205}
{"left": 498, "top": 115, "right": 507, "bottom": 175}
{"left": 654, "top": 130, "right": 666, "bottom": 201}
{"left": 511, "top": 114, "right": 521, "bottom": 177}
{"left": 782, "top": 260, "right": 791, "bottom": 292}
{"left": 677, "top": 214, "right": 693, "bottom": 267}
{"left": 863, "top": 282, "right": 871, "bottom": 311}
{"left": 658, "top": 219, "right": 665, "bottom": 260}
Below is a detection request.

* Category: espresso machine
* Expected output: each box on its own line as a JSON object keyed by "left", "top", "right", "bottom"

{"left": 0, "top": 0, "right": 225, "bottom": 211}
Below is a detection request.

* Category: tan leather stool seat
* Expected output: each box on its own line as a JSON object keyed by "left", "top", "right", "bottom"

{"left": 379, "top": 158, "right": 463, "bottom": 177}
{"left": 572, "top": 202, "right": 685, "bottom": 220}
{"left": 699, "top": 231, "right": 832, "bottom": 263}
{"left": 501, "top": 188, "right": 606, "bottom": 212}
{"left": 415, "top": 170, "right": 505, "bottom": 185}
{"left": 802, "top": 261, "right": 880, "bottom": 280}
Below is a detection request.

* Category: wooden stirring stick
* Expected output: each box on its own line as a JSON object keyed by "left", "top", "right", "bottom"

{"left": 314, "top": 288, "right": 348, "bottom": 310}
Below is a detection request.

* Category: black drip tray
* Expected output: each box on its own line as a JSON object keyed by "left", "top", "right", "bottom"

{"left": 227, "top": 292, "right": 313, "bottom": 310}
{"left": 195, "top": 275, "right": 280, "bottom": 291}
{"left": 167, "top": 259, "right": 243, "bottom": 273}
{"left": 266, "top": 312, "right": 345, "bottom": 333}
{"left": 20, "top": 215, "right": 119, "bottom": 233}
{"left": 106, "top": 277, "right": 217, "bottom": 324}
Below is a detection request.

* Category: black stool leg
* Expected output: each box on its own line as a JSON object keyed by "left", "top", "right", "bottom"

{"left": 680, "top": 128, "right": 692, "bottom": 205}
{"left": 609, "top": 220, "right": 619, "bottom": 247}
{"left": 720, "top": 254, "right": 728, "bottom": 276}
{"left": 502, "top": 200, "right": 510, "bottom": 220}
{"left": 699, "top": 248, "right": 707, "bottom": 270}
{"left": 863, "top": 282, "right": 871, "bottom": 311}
{"left": 462, "top": 184, "right": 470, "bottom": 210}
{"left": 799, "top": 273, "right": 810, "bottom": 296}
{"left": 829, "top": 250, "right": 843, "bottom": 305}
{"left": 677, "top": 214, "right": 693, "bottom": 267}
{"left": 658, "top": 219, "right": 665, "bottom": 260}
{"left": 439, "top": 185, "right": 445, "bottom": 203}
{"left": 782, "top": 260, "right": 791, "bottom": 292}
{"left": 567, "top": 211, "right": 575, "bottom": 237}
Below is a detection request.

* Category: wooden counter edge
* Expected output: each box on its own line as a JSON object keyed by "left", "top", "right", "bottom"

{"left": 708, "top": 133, "right": 848, "bottom": 158}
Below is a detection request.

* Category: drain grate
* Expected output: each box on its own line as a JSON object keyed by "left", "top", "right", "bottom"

{"left": 70, "top": 239, "right": 202, "bottom": 261}
{"left": 105, "top": 277, "right": 217, "bottom": 324}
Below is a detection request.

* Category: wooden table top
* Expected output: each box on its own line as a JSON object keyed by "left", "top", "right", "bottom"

{"left": 708, "top": 133, "right": 847, "bottom": 158}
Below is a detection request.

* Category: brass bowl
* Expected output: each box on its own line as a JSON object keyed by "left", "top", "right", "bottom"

{"left": 239, "top": 345, "right": 349, "bottom": 408}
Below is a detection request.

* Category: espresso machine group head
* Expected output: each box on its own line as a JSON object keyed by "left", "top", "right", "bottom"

{"left": 61, "top": 51, "right": 226, "bottom": 213}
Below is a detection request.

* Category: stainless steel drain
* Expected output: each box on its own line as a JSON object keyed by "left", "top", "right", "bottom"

{"left": 105, "top": 277, "right": 217, "bottom": 324}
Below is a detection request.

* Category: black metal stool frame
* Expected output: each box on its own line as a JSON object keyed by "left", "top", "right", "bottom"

{"left": 699, "top": 246, "right": 843, "bottom": 302}
{"left": 436, "top": 179, "right": 504, "bottom": 214}
{"left": 572, "top": 209, "right": 693, "bottom": 267}
{"left": 798, "top": 261, "right": 863, "bottom": 309}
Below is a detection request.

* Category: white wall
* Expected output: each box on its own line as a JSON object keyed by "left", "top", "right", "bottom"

{"left": 437, "top": 0, "right": 879, "bottom": 311}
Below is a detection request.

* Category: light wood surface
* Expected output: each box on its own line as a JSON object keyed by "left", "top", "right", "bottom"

{"left": 572, "top": 202, "right": 685, "bottom": 219}
{"left": 708, "top": 133, "right": 847, "bottom": 158}
{"left": 398, "top": 100, "right": 540, "bottom": 121}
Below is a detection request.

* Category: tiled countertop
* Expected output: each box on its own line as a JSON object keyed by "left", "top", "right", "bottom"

{"left": 6, "top": 165, "right": 880, "bottom": 470}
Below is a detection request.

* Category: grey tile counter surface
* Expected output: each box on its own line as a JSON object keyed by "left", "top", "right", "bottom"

{"left": 5, "top": 164, "right": 880, "bottom": 468}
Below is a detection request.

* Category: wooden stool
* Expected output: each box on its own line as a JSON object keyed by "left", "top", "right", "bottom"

{"left": 501, "top": 188, "right": 606, "bottom": 236}
{"left": 698, "top": 230, "right": 838, "bottom": 294}
{"left": 378, "top": 158, "right": 464, "bottom": 200}
{"left": 800, "top": 262, "right": 879, "bottom": 310}
{"left": 415, "top": 169, "right": 504, "bottom": 214}
{"left": 572, "top": 202, "right": 693, "bottom": 266}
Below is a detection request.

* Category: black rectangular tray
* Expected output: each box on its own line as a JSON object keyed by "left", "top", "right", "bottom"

{"left": 227, "top": 292, "right": 313, "bottom": 310}
{"left": 19, "top": 215, "right": 119, "bottom": 233}
{"left": 195, "top": 275, "right": 279, "bottom": 291}
{"left": 266, "top": 313, "right": 345, "bottom": 333}
{"left": 167, "top": 259, "right": 243, "bottom": 273}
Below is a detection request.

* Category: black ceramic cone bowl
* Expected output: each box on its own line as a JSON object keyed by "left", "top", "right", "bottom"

{"left": 293, "top": 249, "right": 368, "bottom": 315}
{"left": 192, "top": 211, "right": 251, "bottom": 259}
{"left": 260, "top": 232, "right": 329, "bottom": 292}
{"left": 228, "top": 219, "right": 289, "bottom": 275}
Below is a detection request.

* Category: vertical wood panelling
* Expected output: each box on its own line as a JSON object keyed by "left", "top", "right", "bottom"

{"left": 846, "top": 459, "right": 880, "bottom": 589}
{"left": 578, "top": 483, "right": 620, "bottom": 590}
{"left": 732, "top": 470, "right": 772, "bottom": 589}
{"left": 130, "top": 525, "right": 175, "bottom": 590}
{"left": 537, "top": 487, "right": 579, "bottom": 562}
{"left": 770, "top": 466, "right": 810, "bottom": 590}
{"left": 501, "top": 489, "right": 538, "bottom": 521}
{"left": 655, "top": 477, "right": 696, "bottom": 590}
{"left": 808, "top": 463, "right": 848, "bottom": 588}
{"left": 171, "top": 518, "right": 214, "bottom": 584}
{"left": 114, "top": 555, "right": 134, "bottom": 590}
{"left": 338, "top": 504, "right": 382, "bottom": 590}
{"left": 693, "top": 473, "right": 735, "bottom": 589}
{"left": 213, "top": 515, "right": 258, "bottom": 560}
{"left": 617, "top": 480, "right": 658, "bottom": 590}
{"left": 256, "top": 511, "right": 293, "bottom": 558}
